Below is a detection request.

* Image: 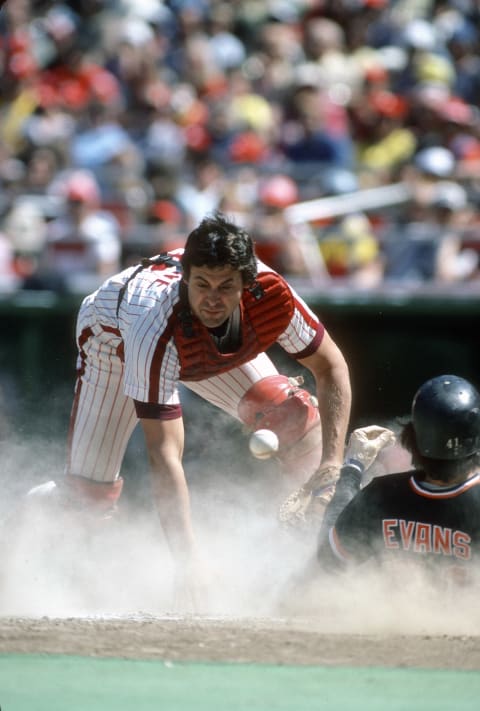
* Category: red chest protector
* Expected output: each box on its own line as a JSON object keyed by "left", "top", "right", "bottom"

{"left": 173, "top": 271, "right": 295, "bottom": 381}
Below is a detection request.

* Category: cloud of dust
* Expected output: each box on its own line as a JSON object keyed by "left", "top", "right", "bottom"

{"left": 2, "top": 431, "right": 480, "bottom": 641}
{"left": 0, "top": 438, "right": 309, "bottom": 620}
{"left": 279, "top": 563, "right": 480, "bottom": 637}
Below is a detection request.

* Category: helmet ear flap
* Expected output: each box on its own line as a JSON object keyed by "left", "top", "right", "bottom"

{"left": 412, "top": 375, "right": 480, "bottom": 460}
{"left": 467, "top": 408, "right": 480, "bottom": 425}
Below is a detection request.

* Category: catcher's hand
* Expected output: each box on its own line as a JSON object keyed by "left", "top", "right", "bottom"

{"left": 278, "top": 465, "right": 340, "bottom": 530}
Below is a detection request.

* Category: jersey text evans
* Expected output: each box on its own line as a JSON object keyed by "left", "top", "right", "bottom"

{"left": 383, "top": 519, "right": 471, "bottom": 560}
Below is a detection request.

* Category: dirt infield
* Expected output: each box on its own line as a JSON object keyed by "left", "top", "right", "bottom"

{"left": 3, "top": 492, "right": 480, "bottom": 673}
{"left": 0, "top": 616, "right": 478, "bottom": 670}
{"left": 2, "top": 436, "right": 480, "bottom": 674}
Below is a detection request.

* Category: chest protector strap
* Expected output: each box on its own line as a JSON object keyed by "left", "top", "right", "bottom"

{"left": 116, "top": 253, "right": 181, "bottom": 317}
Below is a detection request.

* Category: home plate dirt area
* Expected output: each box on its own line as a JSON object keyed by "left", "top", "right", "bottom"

{"left": 0, "top": 615, "right": 479, "bottom": 669}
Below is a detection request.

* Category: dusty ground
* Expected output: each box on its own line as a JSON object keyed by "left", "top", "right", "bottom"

{"left": 2, "top": 428, "right": 480, "bottom": 672}
{"left": 0, "top": 616, "right": 479, "bottom": 670}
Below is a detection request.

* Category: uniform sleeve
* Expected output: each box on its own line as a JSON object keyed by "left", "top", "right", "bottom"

{"left": 318, "top": 485, "right": 379, "bottom": 568}
{"left": 275, "top": 281, "right": 325, "bottom": 358}
{"left": 134, "top": 401, "right": 182, "bottom": 419}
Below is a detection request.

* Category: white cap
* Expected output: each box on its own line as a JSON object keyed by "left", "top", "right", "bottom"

{"left": 120, "top": 17, "right": 155, "bottom": 45}
{"left": 402, "top": 19, "right": 438, "bottom": 51}
{"left": 414, "top": 147, "right": 455, "bottom": 177}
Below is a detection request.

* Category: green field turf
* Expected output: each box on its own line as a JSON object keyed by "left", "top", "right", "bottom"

{"left": 1, "top": 655, "right": 480, "bottom": 710}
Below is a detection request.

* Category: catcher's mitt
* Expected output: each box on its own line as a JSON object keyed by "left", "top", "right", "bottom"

{"left": 278, "top": 465, "right": 340, "bottom": 530}
{"left": 278, "top": 425, "right": 396, "bottom": 530}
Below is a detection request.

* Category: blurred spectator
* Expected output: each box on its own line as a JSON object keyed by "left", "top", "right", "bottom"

{"left": 144, "top": 197, "right": 187, "bottom": 253}
{"left": 20, "top": 146, "right": 63, "bottom": 195}
{"left": 24, "top": 170, "right": 122, "bottom": 292}
{"left": 70, "top": 102, "right": 140, "bottom": 173}
{"left": 104, "top": 15, "right": 172, "bottom": 131}
{"left": 218, "top": 165, "right": 260, "bottom": 228}
{"left": 34, "top": 11, "right": 122, "bottom": 118}
{"left": 392, "top": 18, "right": 452, "bottom": 97}
{"left": 0, "top": 0, "right": 480, "bottom": 295}
{"left": 301, "top": 16, "right": 363, "bottom": 98}
{"left": 206, "top": 3, "right": 246, "bottom": 73}
{"left": 413, "top": 145, "right": 457, "bottom": 181}
{"left": 228, "top": 69, "right": 279, "bottom": 153}
{"left": 1, "top": 197, "right": 48, "bottom": 285}
{"left": 353, "top": 87, "right": 416, "bottom": 182}
{"left": 252, "top": 18, "right": 305, "bottom": 103}
{"left": 0, "top": 0, "right": 39, "bottom": 103}
{"left": 280, "top": 83, "right": 354, "bottom": 170}
{"left": 122, "top": 197, "right": 187, "bottom": 268}
{"left": 0, "top": 228, "right": 19, "bottom": 293}
{"left": 318, "top": 213, "right": 384, "bottom": 288}
{"left": 252, "top": 173, "right": 328, "bottom": 280}
{"left": 444, "top": 16, "right": 480, "bottom": 105}
{"left": 381, "top": 180, "right": 478, "bottom": 284}
{"left": 176, "top": 156, "right": 225, "bottom": 230}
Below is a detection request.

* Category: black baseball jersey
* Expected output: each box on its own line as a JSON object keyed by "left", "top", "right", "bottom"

{"left": 321, "top": 470, "right": 480, "bottom": 580}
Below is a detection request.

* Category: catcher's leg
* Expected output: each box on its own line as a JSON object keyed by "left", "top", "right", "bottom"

{"left": 237, "top": 374, "right": 323, "bottom": 486}
{"left": 26, "top": 476, "right": 125, "bottom": 518}
{"left": 67, "top": 353, "right": 138, "bottom": 485}
{"left": 27, "top": 350, "right": 138, "bottom": 518}
{"left": 184, "top": 355, "right": 323, "bottom": 486}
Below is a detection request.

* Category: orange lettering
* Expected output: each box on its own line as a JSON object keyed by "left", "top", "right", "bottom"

{"left": 383, "top": 520, "right": 472, "bottom": 562}
{"left": 383, "top": 519, "right": 399, "bottom": 549}
{"left": 399, "top": 520, "right": 415, "bottom": 550}
{"left": 432, "top": 525, "right": 452, "bottom": 555}
{"left": 453, "top": 531, "right": 472, "bottom": 561}
{"left": 414, "top": 523, "right": 432, "bottom": 553}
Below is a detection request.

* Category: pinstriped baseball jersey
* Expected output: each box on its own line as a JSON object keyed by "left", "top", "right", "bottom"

{"left": 327, "top": 471, "right": 480, "bottom": 579}
{"left": 68, "top": 252, "right": 324, "bottom": 480}
{"left": 76, "top": 252, "right": 323, "bottom": 412}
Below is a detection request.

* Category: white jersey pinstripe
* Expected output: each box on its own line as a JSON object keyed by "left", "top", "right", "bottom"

{"left": 69, "top": 256, "right": 322, "bottom": 481}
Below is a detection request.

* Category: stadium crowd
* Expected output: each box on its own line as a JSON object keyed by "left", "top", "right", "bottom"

{"left": 1, "top": 0, "right": 480, "bottom": 293}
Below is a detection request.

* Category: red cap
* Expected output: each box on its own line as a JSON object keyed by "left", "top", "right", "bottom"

{"left": 435, "top": 97, "right": 475, "bottom": 126}
{"left": 259, "top": 175, "right": 298, "bottom": 207}
{"left": 229, "top": 132, "right": 267, "bottom": 163}
{"left": 150, "top": 200, "right": 182, "bottom": 224}
{"left": 65, "top": 172, "right": 100, "bottom": 206}
{"left": 369, "top": 90, "right": 408, "bottom": 118}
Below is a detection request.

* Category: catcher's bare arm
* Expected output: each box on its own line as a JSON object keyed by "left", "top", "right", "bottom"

{"left": 298, "top": 329, "right": 352, "bottom": 469}
{"left": 141, "top": 417, "right": 197, "bottom": 561}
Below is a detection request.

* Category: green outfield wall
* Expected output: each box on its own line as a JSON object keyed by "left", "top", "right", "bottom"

{"left": 0, "top": 284, "right": 478, "bottom": 430}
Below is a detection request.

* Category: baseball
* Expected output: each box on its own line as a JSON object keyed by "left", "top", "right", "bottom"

{"left": 249, "top": 429, "right": 279, "bottom": 459}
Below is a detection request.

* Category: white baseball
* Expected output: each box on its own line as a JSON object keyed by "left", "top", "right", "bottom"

{"left": 249, "top": 429, "right": 279, "bottom": 459}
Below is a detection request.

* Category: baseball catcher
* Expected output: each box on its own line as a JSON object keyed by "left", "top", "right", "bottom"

{"left": 22, "top": 212, "right": 351, "bottom": 610}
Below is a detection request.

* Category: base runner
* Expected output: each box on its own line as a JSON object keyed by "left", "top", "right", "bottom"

{"left": 314, "top": 375, "right": 480, "bottom": 586}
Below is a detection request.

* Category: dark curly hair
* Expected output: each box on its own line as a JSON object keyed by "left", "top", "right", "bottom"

{"left": 181, "top": 212, "right": 257, "bottom": 285}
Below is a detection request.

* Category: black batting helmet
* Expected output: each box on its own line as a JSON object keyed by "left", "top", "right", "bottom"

{"left": 412, "top": 375, "right": 480, "bottom": 460}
